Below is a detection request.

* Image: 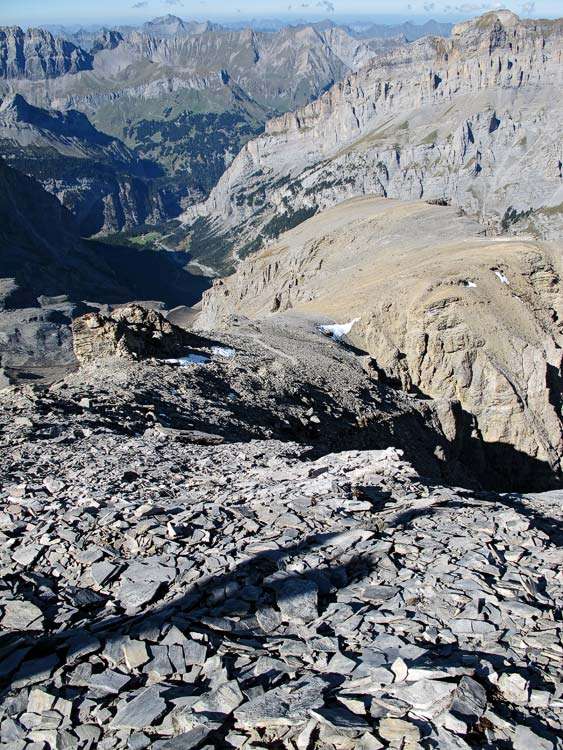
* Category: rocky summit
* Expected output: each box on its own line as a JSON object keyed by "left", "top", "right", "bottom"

{"left": 0, "top": 306, "right": 562, "bottom": 750}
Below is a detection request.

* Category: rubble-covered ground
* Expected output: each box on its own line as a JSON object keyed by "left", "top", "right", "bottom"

{"left": 0, "top": 316, "right": 562, "bottom": 749}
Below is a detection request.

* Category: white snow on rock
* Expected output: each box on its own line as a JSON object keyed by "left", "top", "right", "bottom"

{"left": 494, "top": 270, "right": 510, "bottom": 285}
{"left": 464, "top": 280, "right": 477, "bottom": 288}
{"left": 163, "top": 354, "right": 210, "bottom": 366}
{"left": 212, "top": 346, "right": 236, "bottom": 358}
{"left": 319, "top": 318, "right": 360, "bottom": 340}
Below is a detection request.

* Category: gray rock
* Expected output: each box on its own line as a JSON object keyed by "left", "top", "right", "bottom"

{"left": 234, "top": 677, "right": 327, "bottom": 728}
{"left": 443, "top": 677, "right": 487, "bottom": 733}
{"left": 513, "top": 725, "right": 554, "bottom": 750}
{"left": 90, "top": 670, "right": 131, "bottom": 695}
{"left": 123, "top": 641, "right": 150, "bottom": 671}
{"left": 111, "top": 687, "right": 167, "bottom": 730}
{"left": 193, "top": 681, "right": 244, "bottom": 715}
{"left": 116, "top": 579, "right": 162, "bottom": 609}
{"left": 310, "top": 706, "right": 370, "bottom": 736}
{"left": 274, "top": 577, "right": 318, "bottom": 623}
{"left": 1, "top": 600, "right": 44, "bottom": 630}
{"left": 152, "top": 726, "right": 212, "bottom": 750}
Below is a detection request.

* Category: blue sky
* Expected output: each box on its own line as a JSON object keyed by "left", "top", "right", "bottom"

{"left": 1, "top": 0, "right": 560, "bottom": 26}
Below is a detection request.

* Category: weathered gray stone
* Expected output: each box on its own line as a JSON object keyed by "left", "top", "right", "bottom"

{"left": 274, "top": 578, "right": 318, "bottom": 623}
{"left": 234, "top": 677, "right": 327, "bottom": 728}
{"left": 90, "top": 670, "right": 130, "bottom": 695}
{"left": 111, "top": 687, "right": 167, "bottom": 730}
{"left": 442, "top": 677, "right": 487, "bottom": 733}
{"left": 123, "top": 641, "right": 150, "bottom": 671}
{"left": 1, "top": 600, "right": 44, "bottom": 630}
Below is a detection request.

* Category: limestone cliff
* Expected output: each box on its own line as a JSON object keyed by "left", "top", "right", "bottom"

{"left": 200, "top": 197, "right": 563, "bottom": 490}
{"left": 0, "top": 27, "right": 92, "bottom": 80}
{"left": 184, "top": 11, "right": 563, "bottom": 269}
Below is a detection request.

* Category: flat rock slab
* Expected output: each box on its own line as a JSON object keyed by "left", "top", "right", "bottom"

{"left": 273, "top": 577, "right": 319, "bottom": 623}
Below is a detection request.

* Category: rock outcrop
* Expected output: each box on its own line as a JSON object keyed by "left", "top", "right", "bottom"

{"left": 71, "top": 305, "right": 202, "bottom": 363}
{"left": 183, "top": 10, "right": 563, "bottom": 270}
{"left": 0, "top": 26, "right": 92, "bottom": 79}
{"left": 200, "top": 197, "right": 563, "bottom": 490}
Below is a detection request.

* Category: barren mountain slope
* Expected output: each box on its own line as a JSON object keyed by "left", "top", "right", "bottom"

{"left": 200, "top": 196, "right": 563, "bottom": 490}
{"left": 0, "top": 307, "right": 561, "bottom": 749}
{"left": 184, "top": 10, "right": 563, "bottom": 271}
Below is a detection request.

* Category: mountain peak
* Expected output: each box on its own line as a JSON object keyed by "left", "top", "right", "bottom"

{"left": 146, "top": 14, "right": 184, "bottom": 24}
{"left": 452, "top": 9, "right": 520, "bottom": 36}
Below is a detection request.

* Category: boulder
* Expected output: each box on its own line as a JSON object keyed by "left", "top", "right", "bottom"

{"left": 72, "top": 305, "right": 200, "bottom": 364}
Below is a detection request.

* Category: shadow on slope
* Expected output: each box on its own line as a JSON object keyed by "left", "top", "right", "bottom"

{"left": 0, "top": 158, "right": 211, "bottom": 309}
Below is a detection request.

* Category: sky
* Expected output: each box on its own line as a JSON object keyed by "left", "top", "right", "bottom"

{"left": 1, "top": 0, "right": 561, "bottom": 27}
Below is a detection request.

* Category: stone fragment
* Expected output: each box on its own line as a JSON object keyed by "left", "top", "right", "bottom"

{"left": 274, "top": 578, "right": 318, "bottom": 623}
{"left": 357, "top": 735, "right": 384, "bottom": 750}
{"left": 152, "top": 726, "right": 212, "bottom": 750}
{"left": 442, "top": 677, "right": 487, "bottom": 733}
{"left": 391, "top": 657, "right": 408, "bottom": 683}
{"left": 12, "top": 544, "right": 44, "bottom": 566}
{"left": 123, "top": 640, "right": 150, "bottom": 671}
{"left": 90, "top": 670, "right": 130, "bottom": 695}
{"left": 1, "top": 600, "right": 44, "bottom": 630}
{"left": 182, "top": 640, "right": 207, "bottom": 666}
{"left": 111, "top": 687, "right": 167, "bottom": 730}
{"left": 395, "top": 678, "right": 456, "bottom": 716}
{"left": 234, "top": 677, "right": 327, "bottom": 728}
{"left": 497, "top": 672, "right": 529, "bottom": 705}
{"left": 378, "top": 718, "right": 420, "bottom": 743}
{"left": 513, "top": 725, "right": 554, "bottom": 750}
{"left": 193, "top": 681, "right": 244, "bottom": 715}
{"left": 12, "top": 655, "right": 58, "bottom": 688}
{"left": 310, "top": 706, "right": 370, "bottom": 736}
{"left": 27, "top": 689, "right": 56, "bottom": 714}
{"left": 90, "top": 561, "right": 119, "bottom": 587}
{"left": 117, "top": 579, "right": 162, "bottom": 609}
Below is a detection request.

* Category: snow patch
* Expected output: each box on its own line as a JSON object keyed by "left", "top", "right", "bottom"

{"left": 319, "top": 318, "right": 360, "bottom": 340}
{"left": 464, "top": 280, "right": 477, "bottom": 288}
{"left": 494, "top": 270, "right": 509, "bottom": 285}
{"left": 212, "top": 346, "right": 236, "bottom": 358}
{"left": 163, "top": 353, "right": 210, "bottom": 366}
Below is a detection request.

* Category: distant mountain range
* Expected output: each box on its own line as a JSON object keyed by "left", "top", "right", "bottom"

{"left": 0, "top": 16, "right": 433, "bottom": 234}
{"left": 183, "top": 11, "right": 563, "bottom": 271}
{"left": 40, "top": 14, "right": 453, "bottom": 46}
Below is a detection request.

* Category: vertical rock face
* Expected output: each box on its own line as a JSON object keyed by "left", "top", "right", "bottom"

{"left": 185, "top": 11, "right": 563, "bottom": 266}
{"left": 0, "top": 27, "right": 92, "bottom": 79}
{"left": 0, "top": 93, "right": 176, "bottom": 235}
{"left": 200, "top": 197, "right": 563, "bottom": 490}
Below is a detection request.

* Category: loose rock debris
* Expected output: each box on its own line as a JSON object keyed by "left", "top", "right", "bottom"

{"left": 1, "top": 417, "right": 561, "bottom": 748}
